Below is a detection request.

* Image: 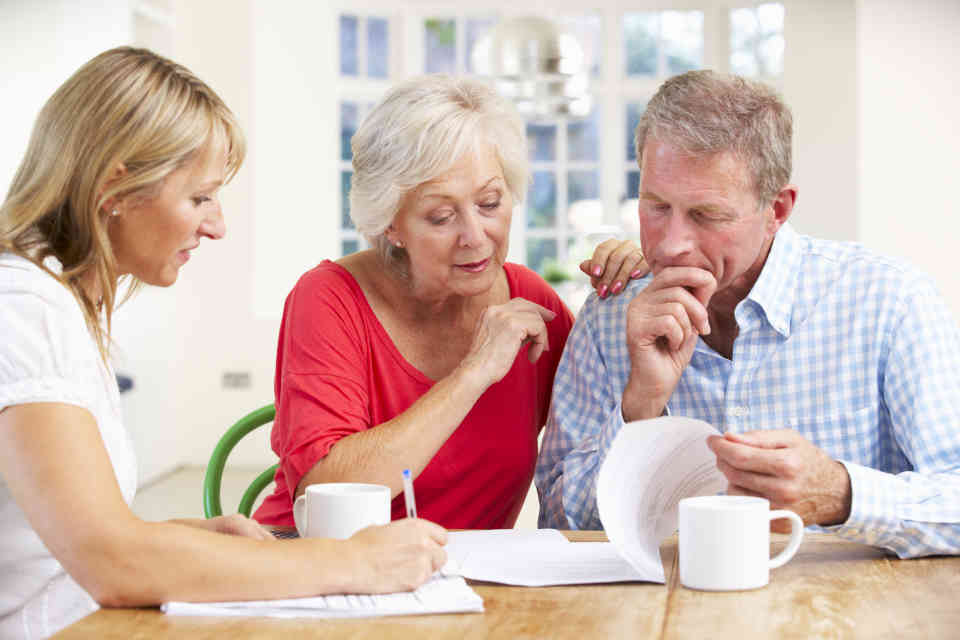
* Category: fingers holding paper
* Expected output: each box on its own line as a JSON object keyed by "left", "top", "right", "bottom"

{"left": 707, "top": 430, "right": 853, "bottom": 532}
{"left": 348, "top": 518, "right": 448, "bottom": 593}
{"left": 621, "top": 267, "right": 716, "bottom": 421}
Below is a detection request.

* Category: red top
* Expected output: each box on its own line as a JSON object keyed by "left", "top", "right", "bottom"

{"left": 254, "top": 261, "right": 574, "bottom": 529}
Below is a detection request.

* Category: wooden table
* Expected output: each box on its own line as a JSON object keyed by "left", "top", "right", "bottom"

{"left": 55, "top": 531, "right": 960, "bottom": 639}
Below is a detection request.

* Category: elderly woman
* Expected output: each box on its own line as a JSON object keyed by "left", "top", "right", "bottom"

{"left": 0, "top": 48, "right": 445, "bottom": 639}
{"left": 254, "top": 75, "right": 646, "bottom": 529}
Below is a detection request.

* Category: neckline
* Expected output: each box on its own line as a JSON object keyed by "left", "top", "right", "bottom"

{"left": 321, "top": 260, "right": 517, "bottom": 385}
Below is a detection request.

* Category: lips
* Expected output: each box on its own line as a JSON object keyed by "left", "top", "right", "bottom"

{"left": 455, "top": 257, "right": 490, "bottom": 273}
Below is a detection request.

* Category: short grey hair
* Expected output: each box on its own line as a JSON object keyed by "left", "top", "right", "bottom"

{"left": 349, "top": 74, "right": 528, "bottom": 264}
{"left": 634, "top": 70, "right": 792, "bottom": 205}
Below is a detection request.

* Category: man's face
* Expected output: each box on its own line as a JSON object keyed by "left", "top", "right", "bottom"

{"left": 637, "top": 137, "right": 778, "bottom": 301}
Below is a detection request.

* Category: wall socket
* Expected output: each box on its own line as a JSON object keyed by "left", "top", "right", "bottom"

{"left": 221, "top": 371, "right": 251, "bottom": 389}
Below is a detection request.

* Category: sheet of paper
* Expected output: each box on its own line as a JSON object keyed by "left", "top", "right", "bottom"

{"left": 597, "top": 416, "right": 727, "bottom": 583}
{"left": 441, "top": 529, "right": 648, "bottom": 586}
{"left": 162, "top": 575, "right": 483, "bottom": 618}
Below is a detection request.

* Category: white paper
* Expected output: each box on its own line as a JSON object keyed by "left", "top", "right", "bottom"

{"left": 597, "top": 416, "right": 727, "bottom": 583}
{"left": 442, "top": 529, "right": 645, "bottom": 586}
{"left": 162, "top": 575, "right": 483, "bottom": 618}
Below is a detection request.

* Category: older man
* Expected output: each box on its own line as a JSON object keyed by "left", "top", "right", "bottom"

{"left": 535, "top": 70, "right": 960, "bottom": 558}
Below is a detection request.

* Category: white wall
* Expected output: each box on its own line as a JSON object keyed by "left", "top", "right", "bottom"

{"left": 857, "top": 0, "right": 960, "bottom": 318}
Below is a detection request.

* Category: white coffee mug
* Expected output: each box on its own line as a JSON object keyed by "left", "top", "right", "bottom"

{"left": 293, "top": 483, "right": 391, "bottom": 539}
{"left": 678, "top": 495, "right": 804, "bottom": 591}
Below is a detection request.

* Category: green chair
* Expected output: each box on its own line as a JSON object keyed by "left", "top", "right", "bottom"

{"left": 203, "top": 404, "right": 279, "bottom": 518}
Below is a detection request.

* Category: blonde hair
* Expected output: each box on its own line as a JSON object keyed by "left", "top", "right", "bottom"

{"left": 349, "top": 74, "right": 527, "bottom": 268}
{"left": 0, "top": 46, "right": 245, "bottom": 362}
{"left": 635, "top": 70, "right": 792, "bottom": 205}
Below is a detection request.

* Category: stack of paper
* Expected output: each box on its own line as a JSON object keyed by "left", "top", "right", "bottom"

{"left": 441, "top": 529, "right": 649, "bottom": 586}
{"left": 162, "top": 575, "right": 483, "bottom": 618}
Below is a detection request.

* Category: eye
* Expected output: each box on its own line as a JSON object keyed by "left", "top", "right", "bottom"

{"left": 192, "top": 196, "right": 212, "bottom": 206}
{"left": 479, "top": 200, "right": 500, "bottom": 211}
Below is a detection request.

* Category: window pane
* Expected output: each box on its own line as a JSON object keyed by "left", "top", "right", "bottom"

{"left": 731, "top": 4, "right": 784, "bottom": 78}
{"left": 341, "top": 239, "right": 359, "bottom": 256}
{"left": 527, "top": 171, "right": 557, "bottom": 229}
{"left": 626, "top": 170, "right": 640, "bottom": 200}
{"left": 526, "top": 237, "right": 558, "bottom": 274}
{"left": 527, "top": 123, "right": 557, "bottom": 163}
{"left": 568, "top": 170, "right": 599, "bottom": 206}
{"left": 560, "top": 13, "right": 602, "bottom": 77}
{"left": 466, "top": 18, "right": 496, "bottom": 74}
{"left": 341, "top": 170, "right": 354, "bottom": 229}
{"left": 567, "top": 106, "right": 599, "bottom": 163}
{"left": 624, "top": 13, "right": 658, "bottom": 76}
{"left": 340, "top": 15, "right": 358, "bottom": 76}
{"left": 367, "top": 17, "right": 389, "bottom": 78}
{"left": 662, "top": 11, "right": 703, "bottom": 75}
{"left": 758, "top": 33, "right": 784, "bottom": 76}
{"left": 625, "top": 101, "right": 646, "bottom": 161}
{"left": 341, "top": 102, "right": 358, "bottom": 161}
{"left": 425, "top": 19, "right": 456, "bottom": 74}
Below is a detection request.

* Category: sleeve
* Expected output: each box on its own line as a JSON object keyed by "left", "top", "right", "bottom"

{"left": 534, "top": 297, "right": 629, "bottom": 529}
{"left": 0, "top": 286, "right": 101, "bottom": 417}
{"left": 271, "top": 270, "right": 374, "bottom": 500}
{"left": 823, "top": 274, "right": 960, "bottom": 558}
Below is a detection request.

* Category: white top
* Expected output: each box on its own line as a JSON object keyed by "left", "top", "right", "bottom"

{"left": 0, "top": 253, "right": 137, "bottom": 639}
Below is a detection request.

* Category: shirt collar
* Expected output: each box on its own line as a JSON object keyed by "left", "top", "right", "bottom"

{"left": 740, "top": 221, "right": 802, "bottom": 338}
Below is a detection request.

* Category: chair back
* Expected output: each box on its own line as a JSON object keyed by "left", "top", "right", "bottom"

{"left": 203, "top": 404, "right": 278, "bottom": 518}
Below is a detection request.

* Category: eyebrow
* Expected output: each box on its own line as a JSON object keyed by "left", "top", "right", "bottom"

{"left": 196, "top": 180, "right": 223, "bottom": 191}
{"left": 419, "top": 176, "right": 504, "bottom": 201}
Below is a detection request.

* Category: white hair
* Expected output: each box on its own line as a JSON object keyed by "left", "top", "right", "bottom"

{"left": 349, "top": 74, "right": 528, "bottom": 265}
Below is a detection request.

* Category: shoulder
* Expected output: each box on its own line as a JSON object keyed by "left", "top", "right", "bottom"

{"left": 0, "top": 253, "right": 79, "bottom": 313}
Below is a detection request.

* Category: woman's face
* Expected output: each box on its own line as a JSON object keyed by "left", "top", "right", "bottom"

{"left": 109, "top": 144, "right": 228, "bottom": 287}
{"left": 388, "top": 144, "right": 513, "bottom": 300}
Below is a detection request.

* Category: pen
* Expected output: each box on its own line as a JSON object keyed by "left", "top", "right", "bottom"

{"left": 402, "top": 468, "right": 417, "bottom": 518}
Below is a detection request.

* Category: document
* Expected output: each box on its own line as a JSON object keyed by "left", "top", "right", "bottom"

{"left": 441, "top": 529, "right": 645, "bottom": 586}
{"left": 439, "top": 417, "right": 725, "bottom": 587}
{"left": 597, "top": 416, "right": 726, "bottom": 583}
{"left": 162, "top": 575, "right": 483, "bottom": 618}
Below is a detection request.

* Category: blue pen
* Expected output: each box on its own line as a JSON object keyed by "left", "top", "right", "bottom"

{"left": 402, "top": 469, "right": 417, "bottom": 518}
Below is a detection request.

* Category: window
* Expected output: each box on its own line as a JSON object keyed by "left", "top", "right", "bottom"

{"left": 334, "top": 4, "right": 785, "bottom": 276}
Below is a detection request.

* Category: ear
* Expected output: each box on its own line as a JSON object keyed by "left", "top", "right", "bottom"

{"left": 99, "top": 163, "right": 128, "bottom": 213}
{"left": 766, "top": 184, "right": 797, "bottom": 233}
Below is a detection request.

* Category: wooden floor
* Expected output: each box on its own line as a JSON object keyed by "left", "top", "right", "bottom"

{"left": 131, "top": 466, "right": 541, "bottom": 528}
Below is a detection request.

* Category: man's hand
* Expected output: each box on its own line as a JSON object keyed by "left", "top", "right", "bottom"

{"left": 707, "top": 430, "right": 853, "bottom": 532}
{"left": 621, "top": 267, "right": 716, "bottom": 421}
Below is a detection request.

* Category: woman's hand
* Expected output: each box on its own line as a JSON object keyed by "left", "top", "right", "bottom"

{"left": 458, "top": 298, "right": 556, "bottom": 389}
{"left": 173, "top": 514, "right": 276, "bottom": 540}
{"left": 580, "top": 238, "right": 648, "bottom": 298}
{"left": 346, "top": 518, "right": 448, "bottom": 593}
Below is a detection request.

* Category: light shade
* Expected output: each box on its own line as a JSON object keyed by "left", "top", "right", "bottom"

{"left": 471, "top": 16, "right": 591, "bottom": 120}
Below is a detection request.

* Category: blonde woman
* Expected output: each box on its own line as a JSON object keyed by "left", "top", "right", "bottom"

{"left": 255, "top": 75, "right": 647, "bottom": 530}
{"left": 0, "top": 47, "right": 445, "bottom": 639}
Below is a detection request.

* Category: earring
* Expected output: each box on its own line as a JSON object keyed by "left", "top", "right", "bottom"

{"left": 110, "top": 209, "right": 120, "bottom": 217}
{"left": 395, "top": 240, "right": 404, "bottom": 249}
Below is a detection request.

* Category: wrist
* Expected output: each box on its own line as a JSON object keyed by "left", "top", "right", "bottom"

{"left": 823, "top": 460, "right": 853, "bottom": 526}
{"left": 621, "top": 381, "right": 667, "bottom": 422}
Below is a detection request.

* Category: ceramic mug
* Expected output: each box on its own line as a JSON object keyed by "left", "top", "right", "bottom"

{"left": 678, "top": 495, "right": 804, "bottom": 591}
{"left": 293, "top": 483, "right": 391, "bottom": 539}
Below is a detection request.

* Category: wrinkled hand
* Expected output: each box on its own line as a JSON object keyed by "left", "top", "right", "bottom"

{"left": 192, "top": 514, "right": 276, "bottom": 540}
{"left": 708, "top": 430, "right": 852, "bottom": 532}
{"left": 579, "top": 238, "right": 649, "bottom": 298}
{"left": 458, "top": 298, "right": 556, "bottom": 389}
{"left": 348, "top": 518, "right": 448, "bottom": 593}
{"left": 621, "top": 267, "right": 716, "bottom": 421}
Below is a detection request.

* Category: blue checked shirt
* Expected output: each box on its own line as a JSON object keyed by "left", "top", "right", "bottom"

{"left": 536, "top": 223, "right": 960, "bottom": 558}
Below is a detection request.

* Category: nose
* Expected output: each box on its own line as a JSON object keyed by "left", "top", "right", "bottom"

{"left": 656, "top": 211, "right": 696, "bottom": 262}
{"left": 458, "top": 209, "right": 485, "bottom": 248}
{"left": 199, "top": 207, "right": 226, "bottom": 240}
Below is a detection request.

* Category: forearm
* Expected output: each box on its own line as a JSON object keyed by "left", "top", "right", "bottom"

{"left": 822, "top": 462, "right": 960, "bottom": 558}
{"left": 75, "top": 517, "right": 364, "bottom": 607}
{"left": 299, "top": 365, "right": 487, "bottom": 498}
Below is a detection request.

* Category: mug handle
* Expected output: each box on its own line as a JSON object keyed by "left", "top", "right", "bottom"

{"left": 768, "top": 509, "right": 804, "bottom": 569}
{"left": 293, "top": 494, "right": 307, "bottom": 537}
